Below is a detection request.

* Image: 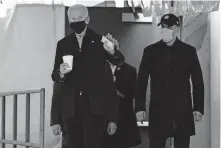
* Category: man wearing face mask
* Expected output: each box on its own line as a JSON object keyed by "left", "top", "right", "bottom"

{"left": 51, "top": 4, "right": 124, "bottom": 148}
{"left": 135, "top": 14, "right": 204, "bottom": 148}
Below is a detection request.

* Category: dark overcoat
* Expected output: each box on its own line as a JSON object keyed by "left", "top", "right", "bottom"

{"left": 50, "top": 82, "right": 69, "bottom": 147}
{"left": 50, "top": 28, "right": 124, "bottom": 125}
{"left": 102, "top": 63, "right": 141, "bottom": 147}
{"left": 135, "top": 38, "right": 204, "bottom": 136}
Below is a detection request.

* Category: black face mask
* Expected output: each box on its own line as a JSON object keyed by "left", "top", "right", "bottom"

{"left": 70, "top": 21, "right": 87, "bottom": 34}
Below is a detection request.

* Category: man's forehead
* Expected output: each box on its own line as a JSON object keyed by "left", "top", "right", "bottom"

{"left": 68, "top": 4, "right": 88, "bottom": 20}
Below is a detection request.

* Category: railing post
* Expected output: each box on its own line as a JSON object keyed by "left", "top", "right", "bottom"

{"left": 13, "top": 95, "right": 18, "bottom": 148}
{"left": 25, "top": 93, "right": 31, "bottom": 148}
{"left": 0, "top": 88, "right": 45, "bottom": 148}
{"left": 39, "top": 88, "right": 45, "bottom": 148}
{"left": 1, "top": 96, "right": 6, "bottom": 148}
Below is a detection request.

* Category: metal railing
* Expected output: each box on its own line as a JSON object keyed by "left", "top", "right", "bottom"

{"left": 0, "top": 88, "right": 45, "bottom": 148}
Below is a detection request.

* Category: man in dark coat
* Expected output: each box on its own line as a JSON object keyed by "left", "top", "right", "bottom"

{"left": 135, "top": 13, "right": 204, "bottom": 148}
{"left": 100, "top": 42, "right": 141, "bottom": 148}
{"left": 50, "top": 4, "right": 124, "bottom": 148}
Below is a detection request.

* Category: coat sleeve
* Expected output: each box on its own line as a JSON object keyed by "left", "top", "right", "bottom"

{"left": 50, "top": 82, "right": 63, "bottom": 126}
{"left": 94, "top": 33, "right": 124, "bottom": 67}
{"left": 104, "top": 48, "right": 125, "bottom": 67}
{"left": 190, "top": 47, "right": 204, "bottom": 114}
{"left": 51, "top": 41, "right": 68, "bottom": 83}
{"left": 135, "top": 47, "right": 151, "bottom": 112}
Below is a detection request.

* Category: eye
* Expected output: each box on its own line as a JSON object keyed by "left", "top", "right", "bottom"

{"left": 70, "top": 18, "right": 77, "bottom": 22}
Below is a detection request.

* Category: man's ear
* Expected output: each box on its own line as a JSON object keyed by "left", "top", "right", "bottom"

{"left": 85, "top": 16, "right": 90, "bottom": 25}
{"left": 173, "top": 26, "right": 180, "bottom": 36}
{"left": 175, "top": 26, "right": 180, "bottom": 33}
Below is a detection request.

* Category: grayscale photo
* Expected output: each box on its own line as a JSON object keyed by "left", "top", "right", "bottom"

{"left": 0, "top": 1, "right": 220, "bottom": 148}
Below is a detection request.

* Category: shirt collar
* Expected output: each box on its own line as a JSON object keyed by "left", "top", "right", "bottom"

{"left": 110, "top": 65, "right": 117, "bottom": 74}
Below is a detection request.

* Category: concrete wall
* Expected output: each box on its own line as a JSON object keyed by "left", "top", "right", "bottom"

{"left": 209, "top": 9, "right": 220, "bottom": 148}
{"left": 0, "top": 5, "right": 65, "bottom": 148}
{"left": 183, "top": 13, "right": 211, "bottom": 148}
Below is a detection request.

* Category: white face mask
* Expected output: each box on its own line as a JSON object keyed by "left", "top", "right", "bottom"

{"left": 161, "top": 28, "right": 174, "bottom": 43}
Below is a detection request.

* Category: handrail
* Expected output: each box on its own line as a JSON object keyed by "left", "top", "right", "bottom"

{"left": 0, "top": 88, "right": 45, "bottom": 148}
{"left": 0, "top": 88, "right": 42, "bottom": 97}
{"left": 0, "top": 139, "right": 39, "bottom": 148}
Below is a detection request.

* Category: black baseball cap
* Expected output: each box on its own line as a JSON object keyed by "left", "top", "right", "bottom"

{"left": 157, "top": 13, "right": 180, "bottom": 27}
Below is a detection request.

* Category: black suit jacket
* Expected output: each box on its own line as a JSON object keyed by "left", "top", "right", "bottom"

{"left": 135, "top": 38, "right": 204, "bottom": 136}
{"left": 50, "top": 28, "right": 124, "bottom": 126}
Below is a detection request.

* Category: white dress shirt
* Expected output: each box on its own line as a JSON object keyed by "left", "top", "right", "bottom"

{"left": 110, "top": 64, "right": 117, "bottom": 82}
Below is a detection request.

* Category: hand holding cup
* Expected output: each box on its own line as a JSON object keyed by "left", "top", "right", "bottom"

{"left": 60, "top": 55, "right": 73, "bottom": 75}
{"left": 60, "top": 63, "right": 71, "bottom": 75}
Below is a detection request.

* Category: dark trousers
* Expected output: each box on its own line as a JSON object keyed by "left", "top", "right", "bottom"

{"left": 149, "top": 135, "right": 190, "bottom": 148}
{"left": 61, "top": 131, "right": 68, "bottom": 148}
{"left": 66, "top": 91, "right": 106, "bottom": 148}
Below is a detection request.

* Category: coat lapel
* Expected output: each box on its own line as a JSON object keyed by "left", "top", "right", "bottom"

{"left": 81, "top": 29, "right": 93, "bottom": 50}
{"left": 66, "top": 33, "right": 80, "bottom": 54}
{"left": 68, "top": 29, "right": 92, "bottom": 54}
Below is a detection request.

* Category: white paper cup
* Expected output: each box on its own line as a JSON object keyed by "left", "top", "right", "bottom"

{"left": 62, "top": 55, "right": 73, "bottom": 70}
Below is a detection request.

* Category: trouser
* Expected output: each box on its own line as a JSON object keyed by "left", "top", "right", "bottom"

{"left": 66, "top": 90, "right": 106, "bottom": 148}
{"left": 61, "top": 131, "right": 68, "bottom": 148}
{"left": 149, "top": 135, "right": 190, "bottom": 148}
